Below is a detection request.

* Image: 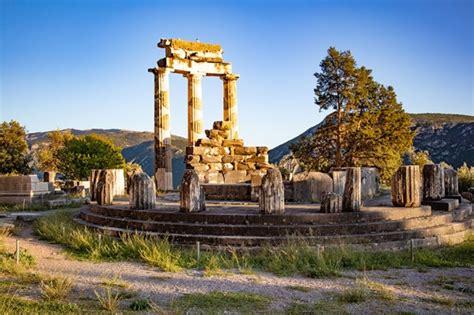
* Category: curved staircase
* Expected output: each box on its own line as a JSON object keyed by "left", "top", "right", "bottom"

{"left": 75, "top": 200, "right": 473, "bottom": 250}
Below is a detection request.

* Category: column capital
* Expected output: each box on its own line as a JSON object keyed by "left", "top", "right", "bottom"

{"left": 184, "top": 71, "right": 205, "bottom": 79}
{"left": 148, "top": 67, "right": 172, "bottom": 75}
{"left": 221, "top": 73, "right": 240, "bottom": 81}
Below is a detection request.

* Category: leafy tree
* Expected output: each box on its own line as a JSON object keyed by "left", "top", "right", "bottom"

{"left": 0, "top": 120, "right": 31, "bottom": 174}
{"left": 292, "top": 47, "right": 414, "bottom": 181}
{"left": 57, "top": 134, "right": 125, "bottom": 180}
{"left": 36, "top": 130, "right": 73, "bottom": 172}
{"left": 405, "top": 148, "right": 433, "bottom": 168}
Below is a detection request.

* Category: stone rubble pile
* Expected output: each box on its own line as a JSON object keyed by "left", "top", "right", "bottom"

{"left": 186, "top": 120, "right": 271, "bottom": 184}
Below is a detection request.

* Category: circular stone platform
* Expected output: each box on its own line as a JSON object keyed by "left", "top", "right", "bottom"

{"left": 75, "top": 195, "right": 473, "bottom": 250}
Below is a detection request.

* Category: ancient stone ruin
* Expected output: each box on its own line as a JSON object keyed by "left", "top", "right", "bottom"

{"left": 149, "top": 38, "right": 270, "bottom": 191}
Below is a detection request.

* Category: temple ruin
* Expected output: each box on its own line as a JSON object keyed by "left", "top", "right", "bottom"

{"left": 149, "top": 39, "right": 269, "bottom": 190}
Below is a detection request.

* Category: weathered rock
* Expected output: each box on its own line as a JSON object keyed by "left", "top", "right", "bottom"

{"left": 342, "top": 167, "right": 361, "bottom": 212}
{"left": 180, "top": 170, "right": 205, "bottom": 212}
{"left": 444, "top": 168, "right": 459, "bottom": 196}
{"left": 96, "top": 170, "right": 114, "bottom": 205}
{"left": 186, "top": 146, "right": 209, "bottom": 155}
{"left": 205, "top": 171, "right": 224, "bottom": 184}
{"left": 321, "top": 192, "right": 343, "bottom": 213}
{"left": 90, "top": 169, "right": 125, "bottom": 200}
{"left": 292, "top": 172, "right": 333, "bottom": 203}
{"left": 213, "top": 120, "right": 232, "bottom": 130}
{"left": 423, "top": 164, "right": 445, "bottom": 201}
{"left": 222, "top": 139, "right": 244, "bottom": 147}
{"left": 259, "top": 169, "right": 285, "bottom": 214}
{"left": 391, "top": 165, "right": 421, "bottom": 207}
{"left": 129, "top": 172, "right": 156, "bottom": 210}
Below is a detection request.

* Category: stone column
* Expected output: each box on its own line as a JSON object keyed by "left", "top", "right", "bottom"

{"left": 180, "top": 170, "right": 206, "bottom": 212}
{"left": 152, "top": 67, "right": 173, "bottom": 191}
{"left": 423, "top": 164, "right": 445, "bottom": 201}
{"left": 259, "top": 169, "right": 285, "bottom": 214}
{"left": 129, "top": 172, "right": 156, "bottom": 210}
{"left": 222, "top": 74, "right": 239, "bottom": 139}
{"left": 342, "top": 167, "right": 361, "bottom": 212}
{"left": 444, "top": 168, "right": 459, "bottom": 196}
{"left": 186, "top": 72, "right": 204, "bottom": 145}
{"left": 391, "top": 165, "right": 421, "bottom": 207}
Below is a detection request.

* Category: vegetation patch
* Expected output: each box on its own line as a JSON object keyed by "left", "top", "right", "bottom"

{"left": 40, "top": 276, "right": 73, "bottom": 301}
{"left": 34, "top": 211, "right": 474, "bottom": 278}
{"left": 286, "top": 300, "right": 347, "bottom": 314}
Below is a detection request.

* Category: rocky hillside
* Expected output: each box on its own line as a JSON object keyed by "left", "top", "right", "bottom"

{"left": 268, "top": 113, "right": 474, "bottom": 168}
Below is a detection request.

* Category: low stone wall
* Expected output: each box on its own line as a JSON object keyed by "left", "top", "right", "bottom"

{"left": 186, "top": 121, "right": 271, "bottom": 184}
{"left": 0, "top": 175, "right": 52, "bottom": 204}
{"left": 292, "top": 172, "right": 333, "bottom": 203}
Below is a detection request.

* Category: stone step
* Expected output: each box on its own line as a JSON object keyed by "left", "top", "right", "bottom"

{"left": 88, "top": 204, "right": 433, "bottom": 226}
{"left": 74, "top": 215, "right": 473, "bottom": 247}
{"left": 79, "top": 208, "right": 461, "bottom": 237}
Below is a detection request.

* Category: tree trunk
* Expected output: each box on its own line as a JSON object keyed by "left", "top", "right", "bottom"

{"left": 180, "top": 170, "right": 205, "bottom": 212}
{"left": 342, "top": 167, "right": 361, "bottom": 212}
{"left": 259, "top": 168, "right": 285, "bottom": 214}
{"left": 422, "top": 164, "right": 445, "bottom": 201}
{"left": 391, "top": 165, "right": 421, "bottom": 207}
{"left": 129, "top": 172, "right": 156, "bottom": 210}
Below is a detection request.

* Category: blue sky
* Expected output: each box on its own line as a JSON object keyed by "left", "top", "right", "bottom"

{"left": 1, "top": 0, "right": 472, "bottom": 148}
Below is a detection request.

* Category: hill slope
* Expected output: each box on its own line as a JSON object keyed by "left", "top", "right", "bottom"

{"left": 268, "top": 113, "right": 474, "bottom": 168}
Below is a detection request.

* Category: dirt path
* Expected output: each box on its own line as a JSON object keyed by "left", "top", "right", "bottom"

{"left": 3, "top": 224, "right": 474, "bottom": 314}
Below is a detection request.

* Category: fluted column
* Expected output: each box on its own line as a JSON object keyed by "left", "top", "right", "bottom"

{"left": 151, "top": 67, "right": 173, "bottom": 191}
{"left": 222, "top": 73, "right": 239, "bottom": 139}
{"left": 186, "top": 72, "right": 204, "bottom": 145}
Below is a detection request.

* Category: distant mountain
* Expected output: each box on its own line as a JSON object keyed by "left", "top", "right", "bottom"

{"left": 268, "top": 113, "right": 474, "bottom": 168}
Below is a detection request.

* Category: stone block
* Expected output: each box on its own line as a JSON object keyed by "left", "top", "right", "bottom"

{"left": 391, "top": 165, "right": 421, "bottom": 207}
{"left": 208, "top": 163, "right": 223, "bottom": 171}
{"left": 292, "top": 172, "right": 333, "bottom": 203}
{"left": 223, "top": 139, "right": 244, "bottom": 147}
{"left": 224, "top": 170, "right": 248, "bottom": 184}
{"left": 129, "top": 172, "right": 156, "bottom": 210}
{"left": 213, "top": 121, "right": 232, "bottom": 130}
{"left": 186, "top": 146, "right": 209, "bottom": 155}
{"left": 236, "top": 162, "right": 249, "bottom": 171}
{"left": 257, "top": 146, "right": 269, "bottom": 154}
{"left": 422, "top": 198, "right": 459, "bottom": 211}
{"left": 247, "top": 155, "right": 267, "bottom": 163}
{"left": 234, "top": 146, "right": 257, "bottom": 155}
{"left": 205, "top": 171, "right": 224, "bottom": 184}
{"left": 361, "top": 167, "right": 380, "bottom": 200}
{"left": 256, "top": 163, "right": 273, "bottom": 169}
{"left": 223, "top": 163, "right": 234, "bottom": 171}
{"left": 180, "top": 170, "right": 205, "bottom": 212}
{"left": 222, "top": 156, "right": 234, "bottom": 163}
{"left": 192, "top": 164, "right": 210, "bottom": 172}
{"left": 201, "top": 155, "right": 222, "bottom": 163}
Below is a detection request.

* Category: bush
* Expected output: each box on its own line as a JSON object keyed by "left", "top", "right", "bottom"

{"left": 457, "top": 162, "right": 474, "bottom": 193}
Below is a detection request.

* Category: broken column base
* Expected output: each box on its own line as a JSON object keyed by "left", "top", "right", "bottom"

{"left": 422, "top": 199, "right": 459, "bottom": 211}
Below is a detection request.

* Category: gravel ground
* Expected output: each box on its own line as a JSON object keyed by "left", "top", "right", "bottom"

{"left": 3, "top": 225, "right": 473, "bottom": 314}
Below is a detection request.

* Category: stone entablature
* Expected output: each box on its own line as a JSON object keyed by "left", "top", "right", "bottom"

{"left": 186, "top": 121, "right": 271, "bottom": 184}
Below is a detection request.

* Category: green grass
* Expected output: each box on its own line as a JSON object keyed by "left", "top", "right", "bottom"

{"left": 170, "top": 291, "right": 272, "bottom": 314}
{"left": 0, "top": 202, "right": 82, "bottom": 213}
{"left": 33, "top": 211, "right": 474, "bottom": 278}
{"left": 0, "top": 293, "right": 80, "bottom": 314}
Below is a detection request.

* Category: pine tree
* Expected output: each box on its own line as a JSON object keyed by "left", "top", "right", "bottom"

{"left": 292, "top": 47, "right": 414, "bottom": 181}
